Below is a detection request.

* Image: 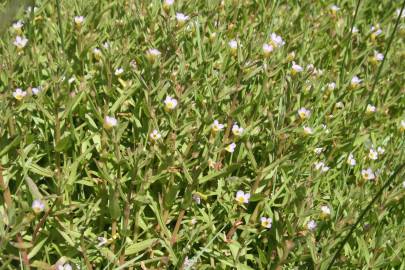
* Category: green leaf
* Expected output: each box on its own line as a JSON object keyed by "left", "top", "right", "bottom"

{"left": 125, "top": 238, "right": 158, "bottom": 255}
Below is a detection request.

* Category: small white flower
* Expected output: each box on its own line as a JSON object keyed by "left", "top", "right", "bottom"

{"left": 232, "top": 124, "right": 244, "bottom": 137}
{"left": 335, "top": 101, "right": 344, "bottom": 109}
{"left": 298, "top": 107, "right": 311, "bottom": 120}
{"left": 32, "top": 87, "right": 41, "bottom": 95}
{"left": 291, "top": 61, "right": 303, "bottom": 74}
{"left": 307, "top": 220, "right": 317, "bottom": 231}
{"left": 57, "top": 263, "right": 72, "bottom": 270}
{"left": 12, "top": 20, "right": 23, "bottom": 32}
{"left": 235, "top": 190, "right": 250, "bottom": 204}
{"left": 314, "top": 147, "right": 323, "bottom": 155}
{"left": 114, "top": 67, "right": 124, "bottom": 76}
{"left": 347, "top": 153, "right": 356, "bottom": 166}
{"left": 314, "top": 161, "right": 329, "bottom": 172}
{"left": 269, "top": 33, "right": 285, "bottom": 48}
{"left": 320, "top": 205, "right": 331, "bottom": 217}
{"left": 402, "top": 181, "right": 405, "bottom": 188}
{"left": 13, "top": 88, "right": 27, "bottom": 100}
{"left": 351, "top": 26, "right": 359, "bottom": 33}
{"left": 377, "top": 147, "right": 385, "bottom": 155}
{"left": 225, "top": 142, "right": 236, "bottom": 153}
{"left": 97, "top": 236, "right": 108, "bottom": 247}
{"left": 401, "top": 120, "right": 405, "bottom": 132}
{"left": 303, "top": 126, "right": 313, "bottom": 135}
{"left": 192, "top": 193, "right": 201, "bottom": 204}
{"left": 366, "top": 104, "right": 377, "bottom": 114}
{"left": 350, "top": 76, "right": 362, "bottom": 88}
{"left": 175, "top": 13, "right": 189, "bottom": 25}
{"left": 371, "top": 25, "right": 382, "bottom": 36}
{"left": 32, "top": 199, "right": 45, "bottom": 214}
{"left": 68, "top": 77, "right": 76, "bottom": 84}
{"left": 228, "top": 40, "right": 238, "bottom": 54}
{"left": 260, "top": 217, "right": 272, "bottom": 229}
{"left": 327, "top": 82, "right": 336, "bottom": 91}
{"left": 262, "top": 43, "right": 273, "bottom": 56}
{"left": 163, "top": 0, "right": 175, "bottom": 10}
{"left": 74, "top": 16, "right": 85, "bottom": 26}
{"left": 93, "top": 48, "right": 102, "bottom": 60}
{"left": 149, "top": 129, "right": 162, "bottom": 141}
{"left": 146, "top": 48, "right": 161, "bottom": 61}
{"left": 330, "top": 5, "right": 340, "bottom": 12}
{"left": 103, "top": 116, "right": 117, "bottom": 129}
{"left": 13, "top": 36, "right": 28, "bottom": 49}
{"left": 361, "top": 168, "right": 375, "bottom": 180}
{"left": 164, "top": 96, "right": 178, "bottom": 111}
{"left": 103, "top": 42, "right": 110, "bottom": 49}
{"left": 373, "top": 51, "right": 384, "bottom": 61}
{"left": 211, "top": 120, "right": 225, "bottom": 133}
{"left": 368, "top": 148, "right": 378, "bottom": 160}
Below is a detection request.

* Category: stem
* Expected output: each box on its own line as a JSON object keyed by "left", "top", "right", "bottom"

{"left": 170, "top": 209, "right": 185, "bottom": 245}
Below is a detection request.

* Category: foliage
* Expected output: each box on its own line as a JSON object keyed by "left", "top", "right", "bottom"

{"left": 0, "top": 0, "right": 404, "bottom": 269}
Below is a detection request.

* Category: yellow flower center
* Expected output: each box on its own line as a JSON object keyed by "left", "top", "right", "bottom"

{"left": 236, "top": 196, "right": 245, "bottom": 203}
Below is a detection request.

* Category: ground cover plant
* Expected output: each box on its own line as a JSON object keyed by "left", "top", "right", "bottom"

{"left": 0, "top": 0, "right": 405, "bottom": 269}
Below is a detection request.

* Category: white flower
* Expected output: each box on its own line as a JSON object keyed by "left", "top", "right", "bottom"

{"left": 192, "top": 193, "right": 201, "bottom": 204}
{"left": 93, "top": 48, "right": 102, "bottom": 60}
{"left": 371, "top": 25, "right": 382, "bottom": 36}
{"left": 307, "top": 220, "right": 317, "bottom": 231}
{"left": 401, "top": 120, "right": 405, "bottom": 132}
{"left": 347, "top": 153, "right": 356, "bottom": 166}
{"left": 235, "top": 190, "right": 250, "bottom": 204}
{"left": 103, "top": 116, "right": 117, "bottom": 129}
{"left": 373, "top": 51, "right": 384, "bottom": 61}
{"left": 13, "top": 36, "right": 28, "bottom": 49}
{"left": 366, "top": 104, "right": 376, "bottom": 114}
{"left": 269, "top": 33, "right": 285, "bottom": 48}
{"left": 303, "top": 126, "right": 313, "bottom": 135}
{"left": 57, "top": 263, "right": 72, "bottom": 270}
{"left": 314, "top": 161, "right": 329, "bottom": 172}
{"left": 327, "top": 82, "right": 336, "bottom": 91}
{"left": 32, "top": 199, "right": 45, "bottom": 214}
{"left": 176, "top": 13, "right": 189, "bottom": 25}
{"left": 228, "top": 40, "right": 238, "bottom": 54}
{"left": 149, "top": 130, "right": 162, "bottom": 141}
{"left": 164, "top": 96, "right": 178, "bottom": 111}
{"left": 32, "top": 87, "right": 41, "bottom": 95}
{"left": 351, "top": 26, "right": 359, "bottom": 33}
{"left": 314, "top": 147, "right": 323, "bottom": 155}
{"left": 262, "top": 43, "right": 273, "bottom": 56}
{"left": 260, "top": 217, "right": 272, "bottom": 229}
{"left": 68, "top": 77, "right": 76, "bottom": 84}
{"left": 146, "top": 48, "right": 161, "bottom": 61}
{"left": 330, "top": 5, "right": 340, "bottom": 12}
{"left": 377, "top": 147, "right": 385, "bottom": 155}
{"left": 163, "top": 0, "right": 175, "bottom": 10}
{"left": 368, "top": 148, "right": 378, "bottom": 160}
{"left": 74, "top": 16, "right": 85, "bottom": 26}
{"left": 232, "top": 124, "right": 244, "bottom": 137}
{"left": 350, "top": 76, "right": 362, "bottom": 88}
{"left": 361, "top": 168, "right": 375, "bottom": 180}
{"left": 225, "top": 142, "right": 236, "bottom": 153}
{"left": 103, "top": 42, "right": 110, "bottom": 49}
{"left": 320, "top": 205, "right": 331, "bottom": 217}
{"left": 298, "top": 107, "right": 311, "bottom": 120}
{"left": 114, "top": 67, "right": 124, "bottom": 76}
{"left": 13, "top": 88, "right": 27, "bottom": 100}
{"left": 211, "top": 120, "right": 225, "bottom": 133}
{"left": 97, "top": 236, "right": 108, "bottom": 247}
{"left": 12, "top": 20, "right": 23, "bottom": 32}
{"left": 291, "top": 61, "right": 303, "bottom": 74}
{"left": 335, "top": 101, "right": 344, "bottom": 109}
